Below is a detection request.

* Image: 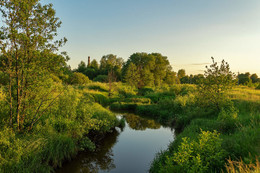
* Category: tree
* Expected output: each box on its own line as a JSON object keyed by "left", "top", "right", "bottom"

{"left": 122, "top": 52, "right": 173, "bottom": 88}
{"left": 90, "top": 59, "right": 99, "bottom": 70}
{"left": 177, "top": 69, "right": 186, "bottom": 79}
{"left": 76, "top": 61, "right": 87, "bottom": 74}
{"left": 100, "top": 54, "right": 124, "bottom": 95}
{"left": 198, "top": 57, "right": 236, "bottom": 111}
{"left": 0, "top": 0, "right": 67, "bottom": 131}
{"left": 164, "top": 67, "right": 178, "bottom": 85}
{"left": 238, "top": 72, "right": 251, "bottom": 85}
{"left": 250, "top": 73, "right": 259, "bottom": 83}
{"left": 100, "top": 54, "right": 123, "bottom": 80}
{"left": 124, "top": 63, "right": 140, "bottom": 87}
{"left": 151, "top": 53, "right": 170, "bottom": 86}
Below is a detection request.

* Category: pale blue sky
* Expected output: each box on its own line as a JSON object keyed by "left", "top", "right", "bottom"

{"left": 43, "top": 0, "right": 260, "bottom": 75}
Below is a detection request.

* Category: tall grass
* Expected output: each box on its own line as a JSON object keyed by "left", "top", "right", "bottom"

{"left": 0, "top": 85, "right": 122, "bottom": 172}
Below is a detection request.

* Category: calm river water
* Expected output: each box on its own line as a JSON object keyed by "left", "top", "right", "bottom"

{"left": 56, "top": 113, "right": 174, "bottom": 173}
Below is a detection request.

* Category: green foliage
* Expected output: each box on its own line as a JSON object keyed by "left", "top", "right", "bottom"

{"left": 79, "top": 137, "right": 96, "bottom": 151}
{"left": 160, "top": 130, "right": 225, "bottom": 173}
{"left": 218, "top": 101, "right": 238, "bottom": 123}
{"left": 87, "top": 82, "right": 109, "bottom": 92}
{"left": 177, "top": 69, "right": 186, "bottom": 79}
{"left": 0, "top": 71, "right": 8, "bottom": 85}
{"left": 122, "top": 52, "right": 172, "bottom": 88}
{"left": 238, "top": 72, "right": 252, "bottom": 85}
{"left": 124, "top": 62, "right": 140, "bottom": 87}
{"left": 0, "top": 85, "right": 122, "bottom": 172}
{"left": 0, "top": 0, "right": 68, "bottom": 131}
{"left": 250, "top": 73, "right": 259, "bottom": 83}
{"left": 197, "top": 57, "right": 236, "bottom": 111}
{"left": 138, "top": 87, "right": 154, "bottom": 96}
{"left": 93, "top": 75, "right": 108, "bottom": 83}
{"left": 116, "top": 84, "right": 137, "bottom": 98}
{"left": 110, "top": 102, "right": 138, "bottom": 112}
{"left": 256, "top": 83, "right": 260, "bottom": 90}
{"left": 70, "top": 72, "right": 90, "bottom": 85}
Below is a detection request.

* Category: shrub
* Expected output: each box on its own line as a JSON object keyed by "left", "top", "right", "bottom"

{"left": 256, "top": 83, "right": 260, "bottom": 90}
{"left": 110, "top": 102, "right": 138, "bottom": 112}
{"left": 162, "top": 130, "right": 226, "bottom": 173}
{"left": 117, "top": 85, "right": 137, "bottom": 98}
{"left": 138, "top": 87, "right": 154, "bottom": 96}
{"left": 70, "top": 72, "right": 90, "bottom": 85}
{"left": 86, "top": 82, "right": 109, "bottom": 92}
{"left": 93, "top": 75, "right": 108, "bottom": 83}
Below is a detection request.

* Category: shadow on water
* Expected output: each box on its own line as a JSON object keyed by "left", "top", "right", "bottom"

{"left": 123, "top": 114, "right": 161, "bottom": 131}
{"left": 56, "top": 113, "right": 174, "bottom": 173}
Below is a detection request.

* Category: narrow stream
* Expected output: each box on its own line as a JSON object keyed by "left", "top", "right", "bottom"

{"left": 57, "top": 113, "right": 175, "bottom": 173}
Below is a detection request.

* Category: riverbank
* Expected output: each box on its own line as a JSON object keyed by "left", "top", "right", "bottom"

{"left": 1, "top": 83, "right": 259, "bottom": 172}
{"left": 0, "top": 84, "right": 124, "bottom": 173}
{"left": 109, "top": 85, "right": 260, "bottom": 172}
{"left": 56, "top": 113, "right": 174, "bottom": 173}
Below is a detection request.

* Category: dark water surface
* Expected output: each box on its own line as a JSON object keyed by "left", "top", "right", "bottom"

{"left": 56, "top": 113, "right": 174, "bottom": 173}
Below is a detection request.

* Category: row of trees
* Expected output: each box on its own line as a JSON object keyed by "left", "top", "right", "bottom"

{"left": 74, "top": 53, "right": 180, "bottom": 87}
{"left": 73, "top": 55, "right": 260, "bottom": 88}
{"left": 238, "top": 72, "right": 259, "bottom": 85}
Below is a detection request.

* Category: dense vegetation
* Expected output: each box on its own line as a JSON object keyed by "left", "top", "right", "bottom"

{"left": 0, "top": 0, "right": 259, "bottom": 173}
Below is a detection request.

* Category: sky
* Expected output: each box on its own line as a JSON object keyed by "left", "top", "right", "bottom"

{"left": 42, "top": 0, "right": 260, "bottom": 75}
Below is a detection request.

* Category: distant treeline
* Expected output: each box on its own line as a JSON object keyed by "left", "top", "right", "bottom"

{"left": 68, "top": 53, "right": 260, "bottom": 87}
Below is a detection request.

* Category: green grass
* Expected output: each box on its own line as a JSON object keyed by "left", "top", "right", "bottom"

{"left": 148, "top": 86, "right": 260, "bottom": 173}
{"left": 0, "top": 85, "right": 122, "bottom": 173}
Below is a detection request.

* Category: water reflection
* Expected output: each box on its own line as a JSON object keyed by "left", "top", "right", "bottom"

{"left": 56, "top": 113, "right": 173, "bottom": 173}
{"left": 56, "top": 129, "right": 120, "bottom": 173}
{"left": 123, "top": 113, "right": 161, "bottom": 130}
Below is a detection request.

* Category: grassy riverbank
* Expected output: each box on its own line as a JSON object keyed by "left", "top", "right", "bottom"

{"left": 109, "top": 84, "right": 260, "bottom": 172}
{"left": 0, "top": 84, "right": 124, "bottom": 173}
{"left": 1, "top": 82, "right": 259, "bottom": 172}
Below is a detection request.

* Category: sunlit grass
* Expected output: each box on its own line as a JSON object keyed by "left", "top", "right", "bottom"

{"left": 229, "top": 86, "right": 260, "bottom": 102}
{"left": 224, "top": 158, "right": 260, "bottom": 173}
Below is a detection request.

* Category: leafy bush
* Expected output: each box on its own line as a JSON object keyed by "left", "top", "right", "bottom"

{"left": 86, "top": 82, "right": 109, "bottom": 92}
{"left": 161, "top": 130, "right": 225, "bottom": 173}
{"left": 116, "top": 84, "right": 137, "bottom": 98}
{"left": 110, "top": 102, "right": 138, "bottom": 112}
{"left": 70, "top": 72, "right": 90, "bottom": 85}
{"left": 124, "top": 97, "right": 151, "bottom": 104}
{"left": 138, "top": 87, "right": 154, "bottom": 96}
{"left": 93, "top": 75, "right": 108, "bottom": 83}
{"left": 256, "top": 83, "right": 260, "bottom": 90}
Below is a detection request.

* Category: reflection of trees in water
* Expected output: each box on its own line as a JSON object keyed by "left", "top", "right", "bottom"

{"left": 79, "top": 129, "right": 120, "bottom": 173}
{"left": 124, "top": 114, "right": 161, "bottom": 130}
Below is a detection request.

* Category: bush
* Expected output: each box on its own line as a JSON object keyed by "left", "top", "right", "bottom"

{"left": 70, "top": 72, "right": 90, "bottom": 85}
{"left": 256, "top": 83, "right": 260, "bottom": 90}
{"left": 116, "top": 84, "right": 137, "bottom": 98}
{"left": 93, "top": 75, "right": 108, "bottom": 83}
{"left": 86, "top": 82, "right": 109, "bottom": 92}
{"left": 110, "top": 102, "right": 138, "bottom": 112}
{"left": 161, "top": 130, "right": 225, "bottom": 173}
{"left": 138, "top": 87, "right": 154, "bottom": 96}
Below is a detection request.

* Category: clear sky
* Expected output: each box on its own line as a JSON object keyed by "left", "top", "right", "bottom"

{"left": 42, "top": 0, "right": 260, "bottom": 75}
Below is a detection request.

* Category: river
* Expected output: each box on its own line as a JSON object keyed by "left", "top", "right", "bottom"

{"left": 56, "top": 113, "right": 175, "bottom": 173}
